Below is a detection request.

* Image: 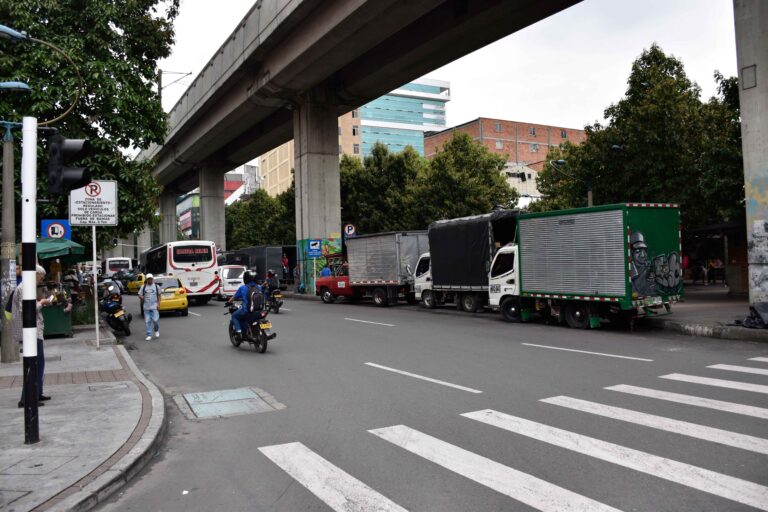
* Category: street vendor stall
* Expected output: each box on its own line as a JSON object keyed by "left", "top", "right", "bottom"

{"left": 36, "top": 237, "right": 87, "bottom": 337}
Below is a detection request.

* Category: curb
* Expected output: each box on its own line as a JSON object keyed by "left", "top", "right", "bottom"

{"left": 44, "top": 346, "right": 167, "bottom": 512}
{"left": 282, "top": 291, "right": 320, "bottom": 302}
{"left": 649, "top": 318, "right": 768, "bottom": 343}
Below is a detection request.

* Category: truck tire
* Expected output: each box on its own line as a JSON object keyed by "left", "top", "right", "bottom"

{"left": 422, "top": 290, "right": 437, "bottom": 309}
{"left": 320, "top": 287, "right": 336, "bottom": 304}
{"left": 372, "top": 287, "right": 388, "bottom": 307}
{"left": 500, "top": 297, "right": 521, "bottom": 322}
{"left": 461, "top": 293, "right": 482, "bottom": 313}
{"left": 565, "top": 302, "right": 590, "bottom": 329}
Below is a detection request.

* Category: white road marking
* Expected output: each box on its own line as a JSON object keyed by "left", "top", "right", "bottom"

{"left": 364, "top": 362, "right": 482, "bottom": 394}
{"left": 708, "top": 364, "right": 768, "bottom": 376}
{"left": 463, "top": 409, "right": 768, "bottom": 511}
{"left": 280, "top": 308, "right": 292, "bottom": 311}
{"left": 345, "top": 318, "right": 395, "bottom": 327}
{"left": 369, "top": 425, "right": 621, "bottom": 512}
{"left": 660, "top": 373, "right": 768, "bottom": 394}
{"left": 606, "top": 384, "right": 768, "bottom": 420}
{"left": 750, "top": 357, "right": 768, "bottom": 363}
{"left": 541, "top": 395, "right": 768, "bottom": 455}
{"left": 188, "top": 311, "right": 201, "bottom": 317}
{"left": 521, "top": 343, "right": 653, "bottom": 362}
{"left": 259, "top": 442, "right": 407, "bottom": 512}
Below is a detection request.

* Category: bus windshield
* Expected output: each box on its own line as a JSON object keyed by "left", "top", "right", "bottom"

{"left": 173, "top": 245, "right": 213, "bottom": 264}
{"left": 109, "top": 260, "right": 130, "bottom": 271}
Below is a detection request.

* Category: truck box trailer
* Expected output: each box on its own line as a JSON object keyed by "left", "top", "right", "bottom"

{"left": 415, "top": 204, "right": 682, "bottom": 328}
{"left": 316, "top": 231, "right": 429, "bottom": 306}
{"left": 234, "top": 245, "right": 296, "bottom": 282}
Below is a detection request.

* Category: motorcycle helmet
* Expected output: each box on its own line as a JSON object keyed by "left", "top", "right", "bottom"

{"left": 267, "top": 269, "right": 275, "bottom": 277}
{"left": 243, "top": 271, "right": 255, "bottom": 284}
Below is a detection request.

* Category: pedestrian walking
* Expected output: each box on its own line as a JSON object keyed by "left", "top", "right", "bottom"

{"left": 12, "top": 264, "right": 53, "bottom": 408}
{"left": 138, "top": 273, "right": 162, "bottom": 341}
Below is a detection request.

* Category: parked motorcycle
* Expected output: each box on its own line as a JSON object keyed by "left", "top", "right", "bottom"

{"left": 224, "top": 302, "right": 276, "bottom": 353}
{"left": 267, "top": 289, "right": 283, "bottom": 314}
{"left": 99, "top": 285, "right": 132, "bottom": 336}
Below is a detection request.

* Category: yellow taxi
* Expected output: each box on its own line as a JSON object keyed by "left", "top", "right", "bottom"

{"left": 155, "top": 276, "right": 189, "bottom": 316}
{"left": 127, "top": 273, "right": 145, "bottom": 294}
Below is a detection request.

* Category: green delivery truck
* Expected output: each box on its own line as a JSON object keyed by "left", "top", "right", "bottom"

{"left": 415, "top": 203, "right": 683, "bottom": 328}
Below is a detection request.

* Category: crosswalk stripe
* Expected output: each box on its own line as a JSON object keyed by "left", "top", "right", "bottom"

{"left": 606, "top": 384, "right": 768, "bottom": 420}
{"left": 259, "top": 442, "right": 407, "bottom": 512}
{"left": 369, "top": 425, "right": 621, "bottom": 512}
{"left": 660, "top": 373, "right": 768, "bottom": 394}
{"left": 750, "top": 357, "right": 768, "bottom": 363}
{"left": 708, "top": 363, "right": 768, "bottom": 376}
{"left": 541, "top": 395, "right": 768, "bottom": 455}
{"left": 463, "top": 409, "right": 768, "bottom": 511}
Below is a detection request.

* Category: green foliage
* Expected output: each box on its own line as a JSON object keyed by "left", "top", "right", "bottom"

{"left": 533, "top": 44, "right": 743, "bottom": 230}
{"left": 0, "top": 0, "right": 179, "bottom": 248}
{"left": 226, "top": 185, "right": 296, "bottom": 249}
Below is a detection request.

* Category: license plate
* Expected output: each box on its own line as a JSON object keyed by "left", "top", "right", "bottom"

{"left": 273, "top": 294, "right": 282, "bottom": 299}
{"left": 189, "top": 281, "right": 198, "bottom": 287}
{"left": 114, "top": 310, "right": 124, "bottom": 317}
{"left": 260, "top": 322, "right": 272, "bottom": 329}
{"left": 162, "top": 293, "right": 174, "bottom": 298}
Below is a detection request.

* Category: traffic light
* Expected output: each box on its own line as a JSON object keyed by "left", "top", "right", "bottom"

{"left": 48, "top": 133, "right": 91, "bottom": 195}
{"left": 112, "top": 238, "right": 118, "bottom": 247}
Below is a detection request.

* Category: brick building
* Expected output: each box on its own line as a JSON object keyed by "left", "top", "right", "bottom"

{"left": 424, "top": 117, "right": 586, "bottom": 205}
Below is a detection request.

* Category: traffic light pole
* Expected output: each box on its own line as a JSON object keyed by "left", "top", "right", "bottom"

{"left": 21, "top": 116, "right": 39, "bottom": 444}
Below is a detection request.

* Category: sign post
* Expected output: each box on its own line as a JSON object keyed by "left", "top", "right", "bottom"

{"left": 69, "top": 180, "right": 117, "bottom": 350}
{"left": 308, "top": 239, "right": 322, "bottom": 295}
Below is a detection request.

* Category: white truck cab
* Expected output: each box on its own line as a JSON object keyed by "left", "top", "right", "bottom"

{"left": 487, "top": 244, "right": 519, "bottom": 308}
{"left": 413, "top": 252, "right": 432, "bottom": 301}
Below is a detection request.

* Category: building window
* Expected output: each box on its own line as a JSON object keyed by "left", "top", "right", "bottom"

{"left": 352, "top": 125, "right": 359, "bottom": 136}
{"left": 353, "top": 143, "right": 360, "bottom": 155}
{"left": 351, "top": 109, "right": 358, "bottom": 118}
{"left": 531, "top": 143, "right": 539, "bottom": 152}
{"left": 561, "top": 129, "right": 567, "bottom": 139}
{"left": 495, "top": 140, "right": 503, "bottom": 149}
{"left": 529, "top": 127, "right": 536, "bottom": 136}
{"left": 494, "top": 122, "right": 502, "bottom": 132}
{"left": 527, "top": 173, "right": 532, "bottom": 179}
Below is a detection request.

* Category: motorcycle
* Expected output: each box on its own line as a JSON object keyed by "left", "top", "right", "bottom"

{"left": 224, "top": 302, "right": 276, "bottom": 353}
{"left": 99, "top": 285, "right": 132, "bottom": 336}
{"left": 267, "top": 289, "right": 283, "bottom": 314}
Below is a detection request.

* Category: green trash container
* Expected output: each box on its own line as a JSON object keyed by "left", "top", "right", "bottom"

{"left": 43, "top": 305, "right": 73, "bottom": 338}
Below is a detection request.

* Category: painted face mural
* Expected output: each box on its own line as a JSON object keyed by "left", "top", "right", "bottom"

{"left": 630, "top": 231, "right": 682, "bottom": 296}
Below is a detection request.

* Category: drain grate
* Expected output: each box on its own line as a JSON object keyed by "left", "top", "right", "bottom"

{"left": 175, "top": 387, "right": 285, "bottom": 419}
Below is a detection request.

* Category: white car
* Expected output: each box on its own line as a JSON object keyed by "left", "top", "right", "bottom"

{"left": 216, "top": 265, "right": 247, "bottom": 300}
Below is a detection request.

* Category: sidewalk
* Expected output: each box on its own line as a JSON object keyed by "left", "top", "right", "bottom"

{"left": 645, "top": 284, "right": 768, "bottom": 342}
{"left": 283, "top": 286, "right": 768, "bottom": 342}
{"left": 0, "top": 324, "right": 165, "bottom": 512}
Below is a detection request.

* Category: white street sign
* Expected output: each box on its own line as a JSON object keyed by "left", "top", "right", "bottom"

{"left": 69, "top": 180, "right": 118, "bottom": 226}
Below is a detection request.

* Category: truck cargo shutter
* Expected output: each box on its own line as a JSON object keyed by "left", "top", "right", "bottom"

{"left": 519, "top": 209, "right": 625, "bottom": 296}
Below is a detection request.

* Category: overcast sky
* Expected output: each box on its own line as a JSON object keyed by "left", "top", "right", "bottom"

{"left": 159, "top": 0, "right": 737, "bottom": 131}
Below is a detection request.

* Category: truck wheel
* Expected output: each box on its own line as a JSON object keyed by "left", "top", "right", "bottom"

{"left": 565, "top": 302, "right": 590, "bottom": 329}
{"left": 320, "top": 287, "right": 336, "bottom": 304}
{"left": 372, "top": 287, "right": 388, "bottom": 307}
{"left": 500, "top": 297, "right": 521, "bottom": 322}
{"left": 422, "top": 290, "right": 437, "bottom": 309}
{"left": 461, "top": 293, "right": 481, "bottom": 313}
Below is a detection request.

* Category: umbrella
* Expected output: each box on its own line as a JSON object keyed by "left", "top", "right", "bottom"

{"left": 36, "top": 237, "right": 88, "bottom": 265}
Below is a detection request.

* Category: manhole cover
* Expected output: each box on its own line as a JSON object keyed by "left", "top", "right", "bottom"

{"left": 175, "top": 387, "right": 285, "bottom": 419}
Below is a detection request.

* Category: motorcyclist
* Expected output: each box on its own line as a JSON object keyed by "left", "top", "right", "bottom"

{"left": 264, "top": 270, "right": 280, "bottom": 301}
{"left": 227, "top": 271, "right": 256, "bottom": 339}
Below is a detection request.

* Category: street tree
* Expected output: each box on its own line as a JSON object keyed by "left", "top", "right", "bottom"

{"left": 532, "top": 44, "right": 742, "bottom": 231}
{"left": 0, "top": 0, "right": 179, "bottom": 248}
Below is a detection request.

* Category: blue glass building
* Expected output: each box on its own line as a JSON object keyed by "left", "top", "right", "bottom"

{"left": 358, "top": 78, "right": 450, "bottom": 157}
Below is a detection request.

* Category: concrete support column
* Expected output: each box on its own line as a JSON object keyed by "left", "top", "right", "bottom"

{"left": 159, "top": 191, "right": 177, "bottom": 245}
{"left": 734, "top": 0, "right": 768, "bottom": 304}
{"left": 293, "top": 99, "right": 341, "bottom": 242}
{"left": 199, "top": 167, "right": 227, "bottom": 252}
{"left": 137, "top": 227, "right": 152, "bottom": 258}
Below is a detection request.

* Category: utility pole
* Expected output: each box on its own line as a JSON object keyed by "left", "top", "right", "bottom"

{"left": 1, "top": 123, "right": 18, "bottom": 363}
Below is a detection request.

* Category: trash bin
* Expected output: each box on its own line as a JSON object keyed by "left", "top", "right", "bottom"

{"left": 43, "top": 305, "right": 72, "bottom": 338}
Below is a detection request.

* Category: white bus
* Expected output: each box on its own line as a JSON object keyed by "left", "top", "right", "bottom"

{"left": 103, "top": 257, "right": 132, "bottom": 277}
{"left": 140, "top": 240, "right": 219, "bottom": 303}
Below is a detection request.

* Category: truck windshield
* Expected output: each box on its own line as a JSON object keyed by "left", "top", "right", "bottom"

{"left": 415, "top": 258, "right": 430, "bottom": 277}
{"left": 491, "top": 252, "right": 515, "bottom": 277}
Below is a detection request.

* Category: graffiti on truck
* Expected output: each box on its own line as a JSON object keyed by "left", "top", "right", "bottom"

{"left": 630, "top": 231, "right": 682, "bottom": 296}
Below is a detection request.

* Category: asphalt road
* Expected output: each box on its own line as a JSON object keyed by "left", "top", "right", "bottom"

{"left": 98, "top": 294, "right": 768, "bottom": 512}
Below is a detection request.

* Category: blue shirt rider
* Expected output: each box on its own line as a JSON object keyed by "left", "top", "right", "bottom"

{"left": 228, "top": 271, "right": 256, "bottom": 338}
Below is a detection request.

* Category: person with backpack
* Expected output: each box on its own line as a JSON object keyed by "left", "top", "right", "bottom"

{"left": 227, "top": 271, "right": 257, "bottom": 340}
{"left": 138, "top": 274, "right": 162, "bottom": 341}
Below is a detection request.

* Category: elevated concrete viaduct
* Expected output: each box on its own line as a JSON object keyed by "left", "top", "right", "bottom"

{"left": 139, "top": 0, "right": 581, "bottom": 254}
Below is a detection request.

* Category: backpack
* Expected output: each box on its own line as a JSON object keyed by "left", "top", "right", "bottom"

{"left": 248, "top": 285, "right": 264, "bottom": 313}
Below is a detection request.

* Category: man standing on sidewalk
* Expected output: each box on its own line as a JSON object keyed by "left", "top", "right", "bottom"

{"left": 138, "top": 274, "right": 161, "bottom": 341}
